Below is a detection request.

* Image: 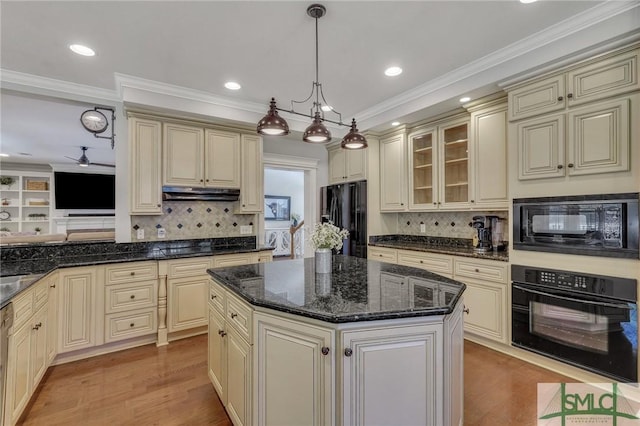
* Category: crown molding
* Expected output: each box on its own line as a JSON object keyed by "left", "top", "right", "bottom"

{"left": 0, "top": 69, "right": 119, "bottom": 102}
{"left": 354, "top": 1, "right": 639, "bottom": 123}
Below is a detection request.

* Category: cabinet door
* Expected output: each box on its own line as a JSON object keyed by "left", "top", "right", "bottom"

{"left": 408, "top": 129, "right": 438, "bottom": 210}
{"left": 5, "top": 321, "right": 32, "bottom": 425}
{"left": 460, "top": 280, "right": 507, "bottom": 343}
{"left": 163, "top": 123, "right": 204, "bottom": 186}
{"left": 444, "top": 301, "right": 464, "bottom": 426}
{"left": 346, "top": 149, "right": 367, "bottom": 182}
{"left": 58, "top": 267, "right": 98, "bottom": 353}
{"left": 226, "top": 326, "right": 252, "bottom": 426}
{"left": 208, "top": 306, "right": 227, "bottom": 404}
{"left": 341, "top": 324, "right": 442, "bottom": 426}
{"left": 46, "top": 275, "right": 58, "bottom": 364}
{"left": 567, "top": 49, "right": 639, "bottom": 106}
{"left": 439, "top": 120, "right": 470, "bottom": 208}
{"left": 470, "top": 104, "right": 508, "bottom": 210}
{"left": 516, "top": 114, "right": 565, "bottom": 180}
{"left": 328, "top": 147, "right": 346, "bottom": 184}
{"left": 205, "top": 129, "right": 240, "bottom": 188}
{"left": 129, "top": 117, "right": 162, "bottom": 214}
{"left": 379, "top": 133, "right": 407, "bottom": 211}
{"left": 254, "top": 313, "right": 334, "bottom": 426}
{"left": 238, "top": 134, "right": 263, "bottom": 213}
{"left": 31, "top": 305, "right": 48, "bottom": 388}
{"left": 168, "top": 276, "right": 208, "bottom": 332}
{"left": 567, "top": 97, "right": 630, "bottom": 176}
{"left": 508, "top": 75, "right": 565, "bottom": 121}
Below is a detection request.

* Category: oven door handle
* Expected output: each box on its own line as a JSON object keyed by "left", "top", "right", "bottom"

{"left": 512, "top": 285, "right": 632, "bottom": 310}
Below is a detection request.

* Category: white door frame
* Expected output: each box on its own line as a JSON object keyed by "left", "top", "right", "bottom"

{"left": 262, "top": 153, "right": 318, "bottom": 258}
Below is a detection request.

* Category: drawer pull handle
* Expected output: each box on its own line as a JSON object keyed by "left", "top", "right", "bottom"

{"left": 218, "top": 330, "right": 227, "bottom": 337}
{"left": 50, "top": 284, "right": 56, "bottom": 288}
{"left": 130, "top": 295, "right": 135, "bottom": 299}
{"left": 130, "top": 323, "right": 135, "bottom": 327}
{"left": 33, "top": 322, "right": 42, "bottom": 330}
{"left": 463, "top": 307, "right": 470, "bottom": 314}
{"left": 344, "top": 348, "right": 353, "bottom": 357}
{"left": 230, "top": 313, "right": 238, "bottom": 319}
{"left": 130, "top": 272, "right": 135, "bottom": 276}
{"left": 321, "top": 347, "right": 330, "bottom": 356}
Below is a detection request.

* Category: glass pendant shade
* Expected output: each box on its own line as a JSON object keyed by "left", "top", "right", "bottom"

{"left": 341, "top": 119, "right": 368, "bottom": 149}
{"left": 303, "top": 112, "right": 331, "bottom": 143}
{"left": 257, "top": 98, "right": 289, "bottom": 136}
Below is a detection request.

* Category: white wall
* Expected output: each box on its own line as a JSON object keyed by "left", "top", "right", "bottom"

{"left": 264, "top": 169, "right": 304, "bottom": 229}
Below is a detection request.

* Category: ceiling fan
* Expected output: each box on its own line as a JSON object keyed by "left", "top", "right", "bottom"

{"left": 65, "top": 146, "right": 115, "bottom": 168}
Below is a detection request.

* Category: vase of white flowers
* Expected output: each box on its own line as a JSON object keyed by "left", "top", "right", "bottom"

{"left": 310, "top": 221, "right": 349, "bottom": 273}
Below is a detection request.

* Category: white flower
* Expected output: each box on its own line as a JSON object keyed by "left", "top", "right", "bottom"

{"left": 310, "top": 221, "right": 349, "bottom": 250}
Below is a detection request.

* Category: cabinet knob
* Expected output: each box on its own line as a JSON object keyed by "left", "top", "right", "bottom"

{"left": 567, "top": 93, "right": 573, "bottom": 99}
{"left": 463, "top": 307, "right": 470, "bottom": 314}
{"left": 130, "top": 295, "right": 135, "bottom": 299}
{"left": 438, "top": 202, "right": 441, "bottom": 205}
{"left": 50, "top": 284, "right": 56, "bottom": 288}
{"left": 218, "top": 329, "right": 227, "bottom": 337}
{"left": 211, "top": 294, "right": 217, "bottom": 300}
{"left": 130, "top": 323, "right": 135, "bottom": 328}
{"left": 321, "top": 346, "right": 330, "bottom": 356}
{"left": 433, "top": 202, "right": 437, "bottom": 206}
{"left": 400, "top": 203, "right": 404, "bottom": 206}
{"left": 33, "top": 322, "right": 42, "bottom": 330}
{"left": 557, "top": 164, "right": 563, "bottom": 169}
{"left": 557, "top": 96, "right": 564, "bottom": 101}
{"left": 157, "top": 204, "right": 161, "bottom": 208}
{"left": 242, "top": 204, "right": 246, "bottom": 207}
{"left": 130, "top": 272, "right": 135, "bottom": 276}
{"left": 200, "top": 179, "right": 204, "bottom": 183}
{"left": 419, "top": 260, "right": 424, "bottom": 263}
{"left": 230, "top": 312, "right": 237, "bottom": 319}
{"left": 344, "top": 348, "right": 353, "bottom": 357}
{"left": 474, "top": 268, "right": 480, "bottom": 273}
{"left": 470, "top": 200, "right": 475, "bottom": 203}
{"left": 206, "top": 179, "right": 209, "bottom": 182}
{"left": 567, "top": 163, "right": 574, "bottom": 168}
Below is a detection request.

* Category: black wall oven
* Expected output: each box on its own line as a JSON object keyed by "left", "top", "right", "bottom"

{"left": 512, "top": 193, "right": 639, "bottom": 259}
{"left": 511, "top": 265, "right": 637, "bottom": 382}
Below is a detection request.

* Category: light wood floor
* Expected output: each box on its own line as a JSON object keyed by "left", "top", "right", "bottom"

{"left": 18, "top": 336, "right": 570, "bottom": 425}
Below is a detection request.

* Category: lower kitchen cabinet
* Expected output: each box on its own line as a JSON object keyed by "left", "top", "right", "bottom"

{"left": 58, "top": 266, "right": 101, "bottom": 353}
{"left": 226, "top": 325, "right": 252, "bottom": 426}
{"left": 208, "top": 307, "right": 227, "bottom": 403}
{"left": 168, "top": 276, "right": 209, "bottom": 332}
{"left": 254, "top": 312, "right": 334, "bottom": 426}
{"left": 46, "top": 273, "right": 58, "bottom": 364}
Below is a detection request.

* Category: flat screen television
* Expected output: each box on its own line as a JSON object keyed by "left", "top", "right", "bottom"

{"left": 54, "top": 172, "right": 115, "bottom": 210}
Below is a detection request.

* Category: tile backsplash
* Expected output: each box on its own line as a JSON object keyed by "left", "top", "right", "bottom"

{"left": 131, "top": 201, "right": 255, "bottom": 241}
{"left": 396, "top": 211, "right": 509, "bottom": 240}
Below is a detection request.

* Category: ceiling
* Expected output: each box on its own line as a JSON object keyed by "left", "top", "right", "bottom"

{"left": 1, "top": 1, "right": 638, "bottom": 167}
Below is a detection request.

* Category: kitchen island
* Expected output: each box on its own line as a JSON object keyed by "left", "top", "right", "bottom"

{"left": 207, "top": 255, "right": 466, "bottom": 426}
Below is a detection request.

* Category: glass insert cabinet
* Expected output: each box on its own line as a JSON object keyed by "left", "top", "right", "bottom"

{"left": 409, "top": 118, "right": 470, "bottom": 210}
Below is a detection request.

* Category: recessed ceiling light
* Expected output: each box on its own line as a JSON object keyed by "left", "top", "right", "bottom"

{"left": 0, "top": 153, "right": 8, "bottom": 157}
{"left": 520, "top": 0, "right": 537, "bottom": 3}
{"left": 459, "top": 97, "right": 471, "bottom": 103}
{"left": 69, "top": 44, "right": 95, "bottom": 57}
{"left": 384, "top": 66, "right": 403, "bottom": 77}
{"left": 18, "top": 152, "right": 32, "bottom": 156}
{"left": 321, "top": 105, "right": 333, "bottom": 112}
{"left": 391, "top": 121, "right": 400, "bottom": 126}
{"left": 224, "top": 81, "right": 241, "bottom": 90}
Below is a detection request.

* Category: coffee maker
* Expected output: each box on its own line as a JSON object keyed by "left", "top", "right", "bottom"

{"left": 472, "top": 216, "right": 506, "bottom": 252}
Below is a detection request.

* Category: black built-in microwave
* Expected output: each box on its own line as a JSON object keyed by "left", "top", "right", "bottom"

{"left": 513, "top": 193, "right": 639, "bottom": 259}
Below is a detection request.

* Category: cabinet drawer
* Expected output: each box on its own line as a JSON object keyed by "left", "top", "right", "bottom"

{"left": 209, "top": 280, "right": 226, "bottom": 316}
{"left": 12, "top": 288, "right": 34, "bottom": 329}
{"left": 454, "top": 259, "right": 508, "bottom": 284}
{"left": 397, "top": 250, "right": 453, "bottom": 276}
{"left": 167, "top": 258, "right": 211, "bottom": 278}
{"left": 508, "top": 75, "right": 565, "bottom": 121}
{"left": 105, "top": 281, "right": 157, "bottom": 314}
{"left": 105, "top": 261, "right": 158, "bottom": 285}
{"left": 33, "top": 279, "right": 49, "bottom": 311}
{"left": 226, "top": 293, "right": 252, "bottom": 342}
{"left": 368, "top": 247, "right": 398, "bottom": 263}
{"left": 104, "top": 308, "right": 157, "bottom": 343}
{"left": 256, "top": 252, "right": 273, "bottom": 263}
{"left": 212, "top": 253, "right": 255, "bottom": 268}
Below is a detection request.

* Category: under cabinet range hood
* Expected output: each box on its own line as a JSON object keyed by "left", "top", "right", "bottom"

{"left": 162, "top": 186, "right": 240, "bottom": 202}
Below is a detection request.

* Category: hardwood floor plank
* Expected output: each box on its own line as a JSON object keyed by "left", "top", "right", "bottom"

{"left": 19, "top": 336, "right": 573, "bottom": 425}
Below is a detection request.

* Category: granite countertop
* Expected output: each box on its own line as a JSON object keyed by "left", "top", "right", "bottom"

{"left": 0, "top": 237, "right": 274, "bottom": 308}
{"left": 208, "top": 255, "right": 466, "bottom": 324}
{"left": 368, "top": 235, "right": 509, "bottom": 262}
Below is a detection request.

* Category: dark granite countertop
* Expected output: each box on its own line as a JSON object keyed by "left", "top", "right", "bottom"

{"left": 369, "top": 235, "right": 509, "bottom": 262}
{"left": 207, "top": 255, "right": 466, "bottom": 324}
{"left": 0, "top": 237, "right": 274, "bottom": 308}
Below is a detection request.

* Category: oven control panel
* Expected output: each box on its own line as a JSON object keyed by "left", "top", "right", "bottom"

{"left": 539, "top": 271, "right": 591, "bottom": 290}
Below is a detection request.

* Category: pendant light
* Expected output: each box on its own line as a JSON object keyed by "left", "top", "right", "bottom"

{"left": 256, "top": 4, "right": 367, "bottom": 149}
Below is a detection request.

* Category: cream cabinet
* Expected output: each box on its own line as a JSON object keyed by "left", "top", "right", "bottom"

{"left": 379, "top": 133, "right": 408, "bottom": 211}
{"left": 208, "top": 306, "right": 227, "bottom": 403}
{"left": 165, "top": 257, "right": 211, "bottom": 333}
{"left": 213, "top": 252, "right": 273, "bottom": 268}
{"left": 129, "top": 116, "right": 163, "bottom": 214}
{"left": 439, "top": 118, "right": 471, "bottom": 209}
{"left": 397, "top": 249, "right": 454, "bottom": 279}
{"left": 57, "top": 266, "right": 101, "bottom": 354}
{"left": 367, "top": 246, "right": 398, "bottom": 263}
{"left": 254, "top": 312, "right": 334, "bottom": 426}
{"left": 238, "top": 134, "right": 263, "bottom": 214}
{"left": 508, "top": 47, "right": 639, "bottom": 121}
{"left": 453, "top": 257, "right": 508, "bottom": 343}
{"left": 163, "top": 123, "right": 241, "bottom": 189}
{"left": 46, "top": 273, "right": 58, "bottom": 364}
{"left": 408, "top": 127, "right": 437, "bottom": 209}
{"left": 328, "top": 146, "right": 367, "bottom": 184}
{"left": 516, "top": 96, "right": 630, "bottom": 180}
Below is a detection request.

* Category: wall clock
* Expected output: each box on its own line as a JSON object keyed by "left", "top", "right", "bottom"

{"left": 0, "top": 211, "right": 11, "bottom": 221}
{"left": 80, "top": 109, "right": 109, "bottom": 134}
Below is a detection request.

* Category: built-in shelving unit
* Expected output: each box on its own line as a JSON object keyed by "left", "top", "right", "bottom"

{"left": 0, "top": 171, "right": 53, "bottom": 234}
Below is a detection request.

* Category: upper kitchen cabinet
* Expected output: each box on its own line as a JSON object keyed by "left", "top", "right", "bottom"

{"left": 328, "top": 145, "right": 367, "bottom": 184}
{"left": 379, "top": 132, "right": 407, "bottom": 212}
{"left": 408, "top": 128, "right": 437, "bottom": 210}
{"left": 163, "top": 123, "right": 241, "bottom": 188}
{"left": 508, "top": 47, "right": 639, "bottom": 121}
{"left": 237, "top": 134, "right": 263, "bottom": 214}
{"left": 439, "top": 118, "right": 470, "bottom": 209}
{"left": 129, "top": 115, "right": 163, "bottom": 215}
{"left": 508, "top": 46, "right": 638, "bottom": 182}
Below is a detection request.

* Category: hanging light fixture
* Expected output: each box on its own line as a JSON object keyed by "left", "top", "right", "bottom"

{"left": 256, "top": 3, "right": 367, "bottom": 149}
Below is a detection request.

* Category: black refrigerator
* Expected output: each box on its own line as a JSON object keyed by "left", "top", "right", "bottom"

{"left": 320, "top": 180, "right": 367, "bottom": 258}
